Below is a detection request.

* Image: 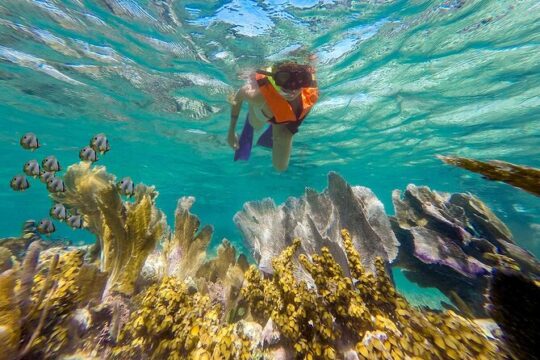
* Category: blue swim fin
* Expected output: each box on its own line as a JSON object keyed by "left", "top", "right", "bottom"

{"left": 234, "top": 115, "right": 254, "bottom": 161}
{"left": 256, "top": 125, "right": 273, "bottom": 148}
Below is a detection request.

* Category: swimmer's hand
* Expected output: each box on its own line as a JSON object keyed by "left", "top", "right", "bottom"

{"left": 227, "top": 130, "right": 239, "bottom": 150}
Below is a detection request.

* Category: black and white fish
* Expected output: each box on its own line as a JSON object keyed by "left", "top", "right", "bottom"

{"left": 79, "top": 146, "right": 98, "bottom": 163}
{"left": 90, "top": 133, "right": 110, "bottom": 154}
{"left": 40, "top": 170, "right": 55, "bottom": 184}
{"left": 23, "top": 159, "right": 41, "bottom": 178}
{"left": 47, "top": 177, "right": 65, "bottom": 193}
{"left": 42, "top": 155, "right": 61, "bottom": 172}
{"left": 67, "top": 214, "right": 84, "bottom": 229}
{"left": 117, "top": 177, "right": 135, "bottom": 197}
{"left": 20, "top": 133, "right": 40, "bottom": 151}
{"left": 37, "top": 218, "right": 55, "bottom": 234}
{"left": 50, "top": 203, "right": 68, "bottom": 221}
{"left": 10, "top": 175, "right": 30, "bottom": 191}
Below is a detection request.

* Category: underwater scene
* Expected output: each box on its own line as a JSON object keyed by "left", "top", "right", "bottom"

{"left": 1, "top": 0, "right": 539, "bottom": 359}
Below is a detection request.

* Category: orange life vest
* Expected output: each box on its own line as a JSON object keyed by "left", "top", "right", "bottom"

{"left": 255, "top": 73, "right": 319, "bottom": 125}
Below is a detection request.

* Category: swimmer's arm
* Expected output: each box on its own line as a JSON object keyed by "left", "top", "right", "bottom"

{"left": 228, "top": 87, "right": 246, "bottom": 135}
{"left": 228, "top": 81, "right": 258, "bottom": 133}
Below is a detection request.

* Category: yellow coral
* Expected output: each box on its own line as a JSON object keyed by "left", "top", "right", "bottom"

{"left": 28, "top": 250, "right": 84, "bottom": 356}
{"left": 113, "top": 276, "right": 253, "bottom": 359}
{"left": 242, "top": 229, "right": 506, "bottom": 360}
{"left": 0, "top": 270, "right": 20, "bottom": 360}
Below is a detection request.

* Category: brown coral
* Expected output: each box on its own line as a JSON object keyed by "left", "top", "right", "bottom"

{"left": 242, "top": 229, "right": 506, "bottom": 359}
{"left": 112, "top": 276, "right": 253, "bottom": 360}
{"left": 52, "top": 162, "right": 166, "bottom": 297}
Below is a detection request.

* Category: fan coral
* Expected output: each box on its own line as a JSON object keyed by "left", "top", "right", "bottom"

{"left": 242, "top": 229, "right": 505, "bottom": 359}
{"left": 161, "top": 196, "right": 213, "bottom": 281}
{"left": 52, "top": 162, "right": 166, "bottom": 297}
{"left": 234, "top": 172, "right": 399, "bottom": 278}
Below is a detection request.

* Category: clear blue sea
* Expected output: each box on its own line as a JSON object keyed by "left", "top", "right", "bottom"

{"left": 1, "top": 0, "right": 539, "bottom": 293}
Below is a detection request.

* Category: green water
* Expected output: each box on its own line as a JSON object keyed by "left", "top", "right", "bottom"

{"left": 1, "top": 0, "right": 539, "bottom": 262}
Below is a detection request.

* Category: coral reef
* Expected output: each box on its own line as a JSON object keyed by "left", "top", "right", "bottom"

{"left": 242, "top": 229, "right": 505, "bottom": 359}
{"left": 112, "top": 277, "right": 253, "bottom": 360}
{"left": 438, "top": 155, "right": 540, "bottom": 196}
{"left": 234, "top": 172, "right": 399, "bottom": 278}
{"left": 52, "top": 162, "right": 167, "bottom": 296}
{"left": 1, "top": 166, "right": 531, "bottom": 359}
{"left": 0, "top": 269, "right": 20, "bottom": 360}
{"left": 391, "top": 184, "right": 540, "bottom": 315}
{"left": 160, "top": 196, "right": 213, "bottom": 281}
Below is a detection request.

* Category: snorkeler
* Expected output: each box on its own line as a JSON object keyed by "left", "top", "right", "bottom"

{"left": 227, "top": 61, "right": 319, "bottom": 172}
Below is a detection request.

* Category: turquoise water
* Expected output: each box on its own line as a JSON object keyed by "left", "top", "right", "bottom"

{"left": 1, "top": 0, "right": 539, "bottom": 268}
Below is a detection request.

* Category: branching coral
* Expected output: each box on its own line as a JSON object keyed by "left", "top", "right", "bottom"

{"left": 99, "top": 185, "right": 166, "bottom": 296}
{"left": 242, "top": 229, "right": 505, "bottom": 359}
{"left": 112, "top": 276, "right": 253, "bottom": 360}
{"left": 25, "top": 249, "right": 86, "bottom": 357}
{"left": 52, "top": 162, "right": 166, "bottom": 297}
{"left": 161, "top": 196, "right": 213, "bottom": 281}
{"left": 0, "top": 270, "right": 20, "bottom": 360}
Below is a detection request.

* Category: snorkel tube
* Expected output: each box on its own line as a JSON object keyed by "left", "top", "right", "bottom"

{"left": 256, "top": 68, "right": 283, "bottom": 92}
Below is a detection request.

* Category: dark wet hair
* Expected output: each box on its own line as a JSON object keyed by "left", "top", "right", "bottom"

{"left": 270, "top": 61, "right": 316, "bottom": 90}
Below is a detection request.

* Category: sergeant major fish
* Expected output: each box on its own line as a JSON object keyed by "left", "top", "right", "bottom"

{"left": 10, "top": 175, "right": 30, "bottom": 191}
{"left": 50, "top": 203, "right": 68, "bottom": 221}
{"left": 23, "top": 160, "right": 40, "bottom": 178}
{"left": 117, "top": 177, "right": 135, "bottom": 197}
{"left": 42, "top": 155, "right": 61, "bottom": 172}
{"left": 79, "top": 146, "right": 98, "bottom": 163}
{"left": 67, "top": 214, "right": 84, "bottom": 229}
{"left": 37, "top": 218, "right": 55, "bottom": 234}
{"left": 20, "top": 132, "right": 40, "bottom": 151}
{"left": 47, "top": 177, "right": 65, "bottom": 193}
{"left": 40, "top": 170, "right": 55, "bottom": 184}
{"left": 90, "top": 133, "right": 110, "bottom": 154}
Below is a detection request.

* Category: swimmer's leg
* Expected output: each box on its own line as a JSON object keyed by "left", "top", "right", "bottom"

{"left": 271, "top": 124, "right": 293, "bottom": 172}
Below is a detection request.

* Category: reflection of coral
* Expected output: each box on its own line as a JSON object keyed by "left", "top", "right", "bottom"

{"left": 112, "top": 276, "right": 252, "bottom": 360}
{"left": 242, "top": 229, "right": 505, "bottom": 359}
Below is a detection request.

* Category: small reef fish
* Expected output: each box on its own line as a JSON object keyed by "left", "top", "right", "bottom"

{"left": 10, "top": 175, "right": 30, "bottom": 191}
{"left": 37, "top": 218, "right": 55, "bottom": 234}
{"left": 40, "top": 170, "right": 55, "bottom": 184}
{"left": 79, "top": 146, "right": 98, "bottom": 163}
{"left": 47, "top": 177, "right": 65, "bottom": 193}
{"left": 23, "top": 160, "right": 40, "bottom": 178}
{"left": 117, "top": 177, "right": 135, "bottom": 197}
{"left": 20, "top": 132, "right": 40, "bottom": 151}
{"left": 67, "top": 214, "right": 84, "bottom": 229}
{"left": 50, "top": 203, "right": 68, "bottom": 221}
{"left": 90, "top": 133, "right": 110, "bottom": 154}
{"left": 42, "top": 155, "right": 61, "bottom": 172}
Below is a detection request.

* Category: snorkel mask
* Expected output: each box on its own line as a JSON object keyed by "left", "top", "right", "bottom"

{"left": 256, "top": 63, "right": 316, "bottom": 91}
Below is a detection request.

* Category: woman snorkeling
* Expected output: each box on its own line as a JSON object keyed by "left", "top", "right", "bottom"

{"left": 227, "top": 60, "right": 319, "bottom": 172}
